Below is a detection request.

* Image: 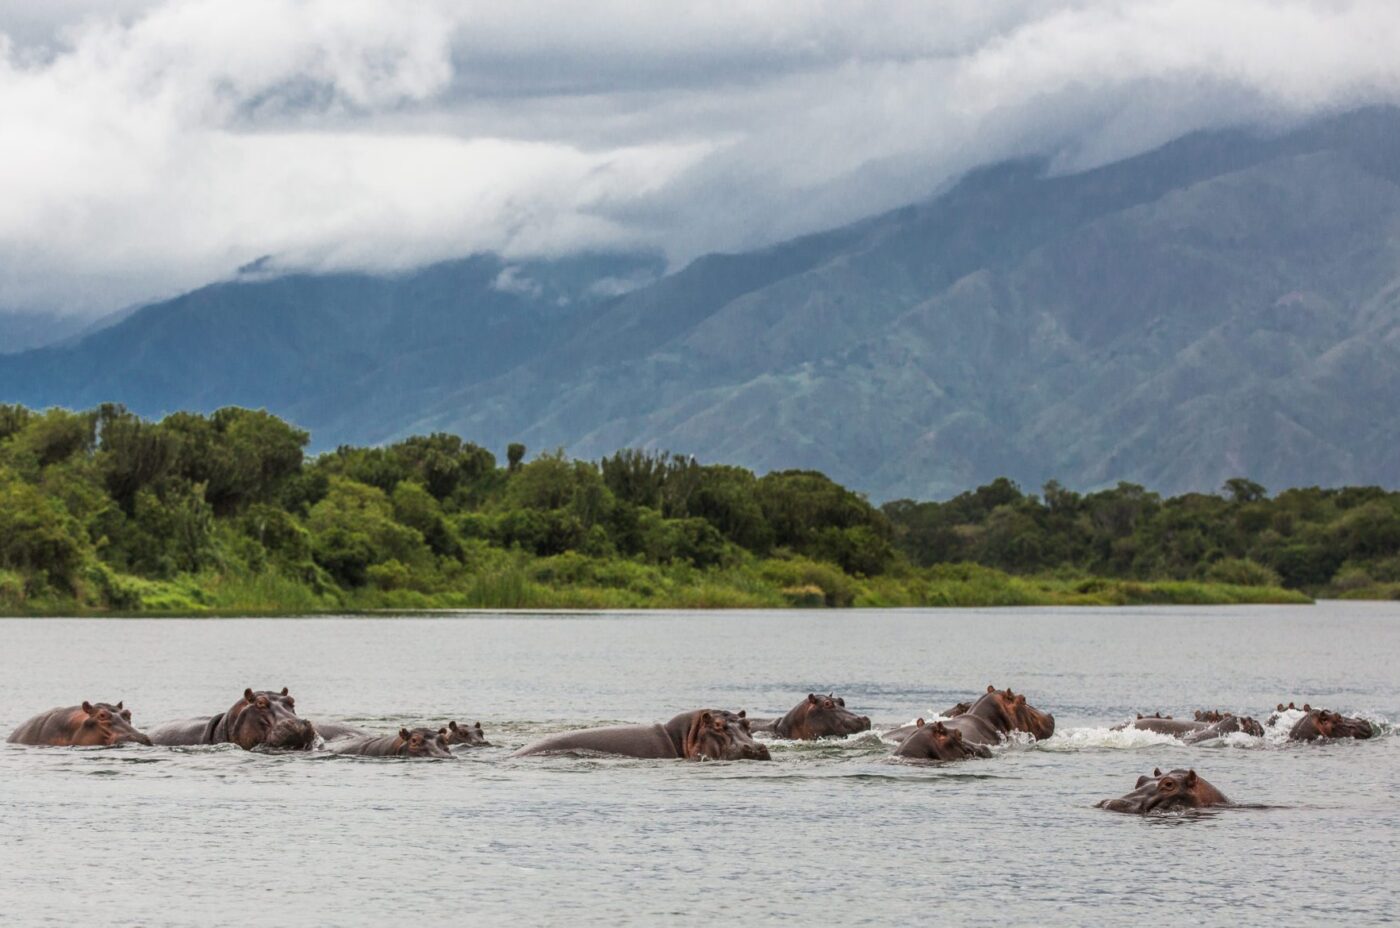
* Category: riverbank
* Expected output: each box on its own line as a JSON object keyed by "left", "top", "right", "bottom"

{"left": 0, "top": 558, "right": 1311, "bottom": 616}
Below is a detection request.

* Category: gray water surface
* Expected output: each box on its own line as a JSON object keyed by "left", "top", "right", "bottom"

{"left": 2, "top": 603, "right": 1397, "bottom": 926}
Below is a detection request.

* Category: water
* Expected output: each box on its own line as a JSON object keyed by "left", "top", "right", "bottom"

{"left": 1, "top": 602, "right": 1397, "bottom": 926}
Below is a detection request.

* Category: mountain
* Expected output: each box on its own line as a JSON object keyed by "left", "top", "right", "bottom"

{"left": 0, "top": 311, "right": 99, "bottom": 354}
{"left": 4, "top": 107, "right": 1400, "bottom": 499}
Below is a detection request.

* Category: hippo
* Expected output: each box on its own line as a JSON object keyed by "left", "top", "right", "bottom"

{"left": 748, "top": 694, "right": 871, "bottom": 740}
{"left": 513, "top": 709, "right": 771, "bottom": 761}
{"left": 7, "top": 701, "right": 152, "bottom": 747}
{"left": 885, "top": 686, "right": 1055, "bottom": 746}
{"left": 328, "top": 727, "right": 455, "bottom": 758}
{"left": 1287, "top": 707, "right": 1375, "bottom": 741}
{"left": 891, "top": 719, "right": 992, "bottom": 761}
{"left": 149, "top": 687, "right": 316, "bottom": 750}
{"left": 1114, "top": 711, "right": 1264, "bottom": 743}
{"left": 443, "top": 720, "right": 490, "bottom": 747}
{"left": 1097, "top": 768, "right": 1230, "bottom": 814}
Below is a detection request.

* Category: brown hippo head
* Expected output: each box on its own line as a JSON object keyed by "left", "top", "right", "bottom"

{"left": 1289, "top": 708, "right": 1375, "bottom": 741}
{"left": 682, "top": 710, "right": 771, "bottom": 761}
{"left": 893, "top": 719, "right": 992, "bottom": 761}
{"left": 224, "top": 688, "right": 315, "bottom": 751}
{"left": 973, "top": 685, "right": 1056, "bottom": 740}
{"left": 775, "top": 693, "right": 872, "bottom": 740}
{"left": 444, "top": 720, "right": 490, "bottom": 747}
{"left": 1097, "top": 768, "right": 1229, "bottom": 814}
{"left": 394, "top": 727, "right": 454, "bottom": 758}
{"left": 72, "top": 701, "right": 152, "bottom": 746}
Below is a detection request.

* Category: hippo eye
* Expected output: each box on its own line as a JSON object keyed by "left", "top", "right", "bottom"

{"left": 1160, "top": 779, "right": 1175, "bottom": 790}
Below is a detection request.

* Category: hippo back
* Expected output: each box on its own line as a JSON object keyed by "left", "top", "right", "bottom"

{"left": 148, "top": 716, "right": 221, "bottom": 746}
{"left": 513, "top": 723, "right": 679, "bottom": 759}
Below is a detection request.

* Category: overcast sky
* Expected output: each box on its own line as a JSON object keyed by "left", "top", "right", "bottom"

{"left": 2, "top": 0, "right": 1399, "bottom": 317}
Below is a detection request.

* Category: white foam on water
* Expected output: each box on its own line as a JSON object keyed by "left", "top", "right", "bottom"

{"left": 1037, "top": 725, "right": 1182, "bottom": 751}
{"left": 1263, "top": 707, "right": 1307, "bottom": 745}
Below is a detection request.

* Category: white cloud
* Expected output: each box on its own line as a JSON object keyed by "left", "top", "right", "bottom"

{"left": 1, "top": 0, "right": 1399, "bottom": 315}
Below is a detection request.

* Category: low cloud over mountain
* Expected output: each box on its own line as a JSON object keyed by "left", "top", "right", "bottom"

{"left": 3, "top": 1, "right": 1400, "bottom": 316}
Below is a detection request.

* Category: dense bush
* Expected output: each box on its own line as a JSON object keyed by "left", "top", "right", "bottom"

{"left": 0, "top": 404, "right": 1375, "bottom": 613}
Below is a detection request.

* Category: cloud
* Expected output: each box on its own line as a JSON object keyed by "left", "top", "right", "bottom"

{"left": 1, "top": 0, "right": 1399, "bottom": 315}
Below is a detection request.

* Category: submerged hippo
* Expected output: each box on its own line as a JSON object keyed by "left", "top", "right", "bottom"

{"left": 749, "top": 694, "right": 871, "bottom": 740}
{"left": 1114, "top": 711, "right": 1263, "bottom": 743}
{"left": 311, "top": 720, "right": 372, "bottom": 742}
{"left": 149, "top": 687, "right": 316, "bottom": 750}
{"left": 444, "top": 720, "right": 490, "bottom": 747}
{"left": 513, "top": 709, "right": 771, "bottom": 761}
{"left": 328, "top": 727, "right": 454, "bottom": 758}
{"left": 1287, "top": 707, "right": 1375, "bottom": 741}
{"left": 7, "top": 701, "right": 152, "bottom": 747}
{"left": 1097, "top": 768, "right": 1229, "bottom": 814}
{"left": 891, "top": 719, "right": 992, "bottom": 761}
{"left": 885, "top": 686, "right": 1055, "bottom": 746}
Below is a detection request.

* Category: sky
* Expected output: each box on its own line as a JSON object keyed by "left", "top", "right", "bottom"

{"left": 2, "top": 0, "right": 1399, "bottom": 318}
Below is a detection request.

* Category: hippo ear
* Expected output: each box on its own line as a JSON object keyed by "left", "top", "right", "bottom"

{"left": 1183, "top": 770, "right": 1198, "bottom": 787}
{"left": 116, "top": 701, "right": 123, "bottom": 710}
{"left": 915, "top": 718, "right": 925, "bottom": 727}
{"left": 737, "top": 710, "right": 746, "bottom": 719}
{"left": 281, "top": 687, "right": 289, "bottom": 696}
{"left": 438, "top": 728, "right": 448, "bottom": 737}
{"left": 1136, "top": 775, "right": 1151, "bottom": 788}
{"left": 987, "top": 685, "right": 996, "bottom": 693}
{"left": 82, "top": 701, "right": 95, "bottom": 715}
{"left": 1303, "top": 704, "right": 1312, "bottom": 712}
{"left": 836, "top": 697, "right": 845, "bottom": 707}
{"left": 399, "top": 728, "right": 412, "bottom": 740}
{"left": 1153, "top": 767, "right": 1163, "bottom": 777}
{"left": 932, "top": 722, "right": 946, "bottom": 734}
{"left": 807, "top": 694, "right": 819, "bottom": 704}
{"left": 474, "top": 722, "right": 482, "bottom": 730}
{"left": 244, "top": 688, "right": 255, "bottom": 703}
{"left": 449, "top": 721, "right": 460, "bottom": 732}
{"left": 1136, "top": 713, "right": 1143, "bottom": 719}
{"left": 699, "top": 712, "right": 713, "bottom": 725}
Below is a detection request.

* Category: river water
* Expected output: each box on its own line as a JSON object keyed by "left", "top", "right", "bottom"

{"left": 1, "top": 602, "right": 1397, "bottom": 926}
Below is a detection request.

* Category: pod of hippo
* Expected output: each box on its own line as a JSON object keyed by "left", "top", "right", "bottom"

{"left": 5, "top": 684, "right": 1382, "bottom": 815}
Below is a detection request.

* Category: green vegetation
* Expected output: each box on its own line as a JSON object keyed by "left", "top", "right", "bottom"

{"left": 0, "top": 404, "right": 1352, "bottom": 615}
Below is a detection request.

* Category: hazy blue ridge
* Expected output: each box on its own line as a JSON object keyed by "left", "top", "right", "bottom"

{"left": 3, "top": 107, "right": 1399, "bottom": 499}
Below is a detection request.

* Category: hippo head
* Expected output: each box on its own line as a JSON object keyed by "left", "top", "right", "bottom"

{"left": 683, "top": 710, "right": 771, "bottom": 761}
{"left": 1289, "top": 708, "right": 1374, "bottom": 741}
{"left": 1194, "top": 709, "right": 1225, "bottom": 723}
{"left": 226, "top": 688, "right": 315, "bottom": 751}
{"left": 1098, "top": 768, "right": 1229, "bottom": 814}
{"left": 900, "top": 719, "right": 986, "bottom": 761}
{"left": 979, "top": 685, "right": 1056, "bottom": 740}
{"left": 395, "top": 728, "right": 454, "bottom": 758}
{"left": 75, "top": 701, "right": 152, "bottom": 746}
{"left": 444, "top": 720, "right": 490, "bottom": 747}
{"left": 943, "top": 701, "right": 972, "bottom": 717}
{"left": 784, "top": 693, "right": 872, "bottom": 739}
{"left": 1220, "top": 714, "right": 1265, "bottom": 738}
